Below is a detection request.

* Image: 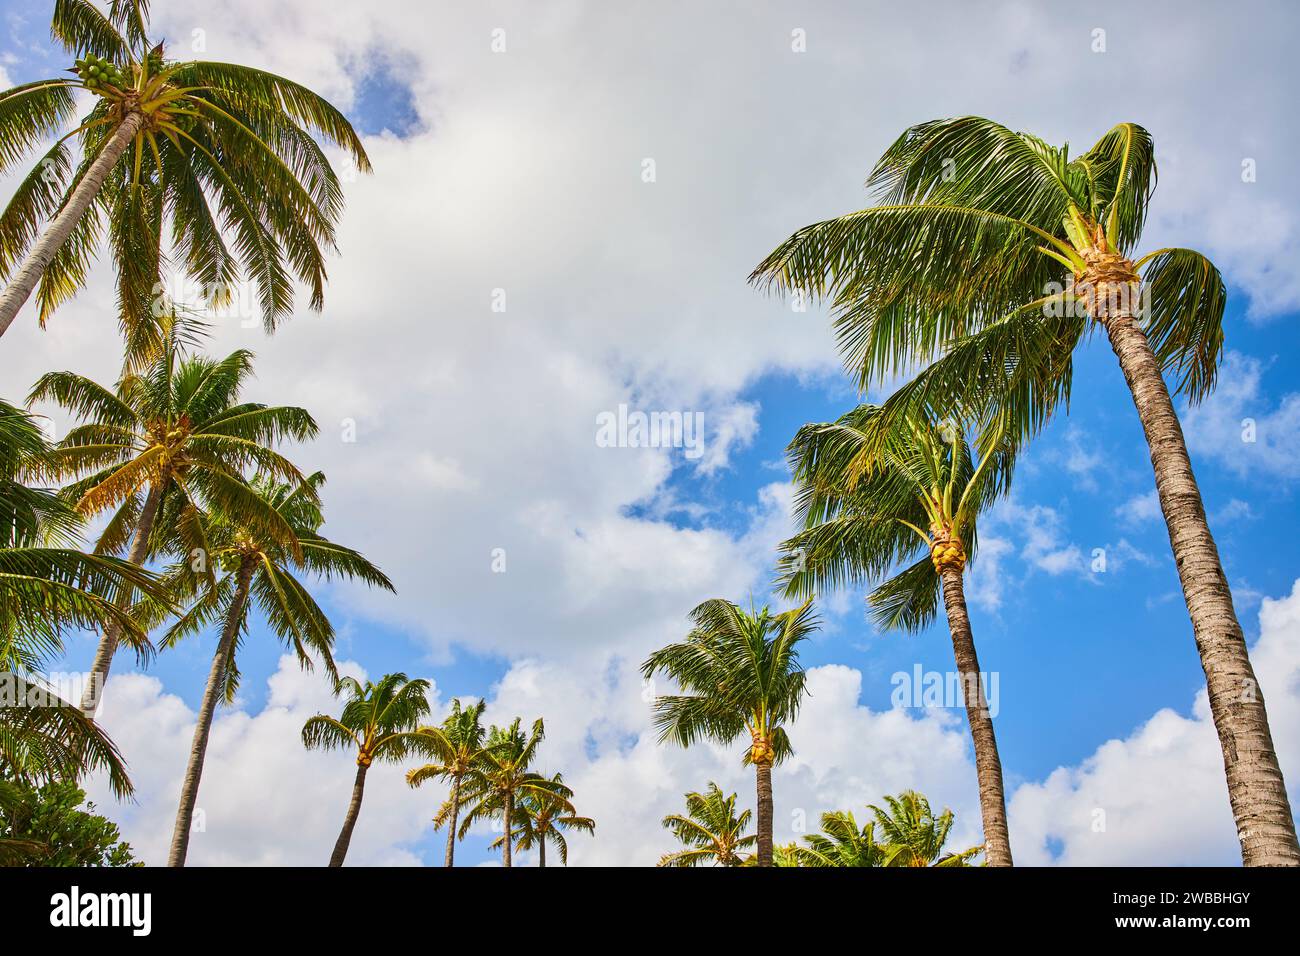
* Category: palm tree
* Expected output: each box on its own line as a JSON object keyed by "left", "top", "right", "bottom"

{"left": 777, "top": 404, "right": 1015, "bottom": 865}
{"left": 869, "top": 791, "right": 982, "bottom": 867}
{"left": 642, "top": 598, "right": 817, "bottom": 866}
{"left": 0, "top": 0, "right": 370, "bottom": 349}
{"left": 405, "top": 697, "right": 488, "bottom": 867}
{"left": 0, "top": 397, "right": 166, "bottom": 678}
{"left": 490, "top": 772, "right": 595, "bottom": 867}
{"left": 162, "top": 471, "right": 393, "bottom": 866}
{"left": 658, "top": 783, "right": 756, "bottom": 867}
{"left": 752, "top": 116, "right": 1298, "bottom": 864}
{"left": 302, "top": 673, "right": 435, "bottom": 867}
{"left": 457, "top": 717, "right": 567, "bottom": 868}
{"left": 791, "top": 810, "right": 885, "bottom": 868}
{"left": 29, "top": 312, "right": 316, "bottom": 710}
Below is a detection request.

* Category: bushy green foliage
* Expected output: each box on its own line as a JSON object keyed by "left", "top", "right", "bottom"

{"left": 0, "top": 778, "right": 138, "bottom": 866}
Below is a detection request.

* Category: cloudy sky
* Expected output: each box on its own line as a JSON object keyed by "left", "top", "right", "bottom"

{"left": 2, "top": 0, "right": 1299, "bottom": 866}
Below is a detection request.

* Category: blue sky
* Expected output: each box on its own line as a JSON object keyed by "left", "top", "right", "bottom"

{"left": 3, "top": 1, "right": 1300, "bottom": 867}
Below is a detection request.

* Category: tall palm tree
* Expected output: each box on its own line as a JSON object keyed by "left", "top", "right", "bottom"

{"left": 29, "top": 312, "right": 316, "bottom": 710}
{"left": 490, "top": 772, "right": 595, "bottom": 867}
{"left": 791, "top": 810, "right": 885, "bottom": 868}
{"left": 405, "top": 697, "right": 488, "bottom": 867}
{"left": 752, "top": 116, "right": 1298, "bottom": 865}
{"left": 642, "top": 598, "right": 817, "bottom": 866}
{"left": 658, "top": 783, "right": 756, "bottom": 867}
{"left": 302, "top": 673, "right": 435, "bottom": 867}
{"left": 457, "top": 717, "right": 566, "bottom": 868}
{"left": 162, "top": 471, "right": 393, "bottom": 866}
{"left": 0, "top": 0, "right": 370, "bottom": 350}
{"left": 869, "top": 791, "right": 982, "bottom": 867}
{"left": 0, "top": 397, "right": 165, "bottom": 678}
{"left": 777, "top": 404, "right": 1015, "bottom": 865}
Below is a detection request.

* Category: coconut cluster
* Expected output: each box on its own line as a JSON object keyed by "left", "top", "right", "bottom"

{"left": 930, "top": 537, "right": 967, "bottom": 573}
{"left": 75, "top": 54, "right": 129, "bottom": 94}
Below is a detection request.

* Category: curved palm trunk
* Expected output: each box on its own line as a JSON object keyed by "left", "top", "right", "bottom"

{"left": 79, "top": 484, "right": 162, "bottom": 714}
{"left": 939, "top": 566, "right": 1013, "bottom": 866}
{"left": 502, "top": 791, "right": 513, "bottom": 868}
{"left": 1105, "top": 315, "right": 1300, "bottom": 865}
{"left": 0, "top": 110, "right": 145, "bottom": 340}
{"left": 755, "top": 762, "right": 774, "bottom": 866}
{"left": 328, "top": 763, "right": 368, "bottom": 867}
{"left": 443, "top": 774, "right": 461, "bottom": 867}
{"left": 167, "top": 560, "right": 254, "bottom": 867}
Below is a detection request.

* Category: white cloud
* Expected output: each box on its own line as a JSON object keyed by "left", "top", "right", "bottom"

{"left": 1182, "top": 352, "right": 1300, "bottom": 480}
{"left": 1115, "top": 490, "right": 1161, "bottom": 527}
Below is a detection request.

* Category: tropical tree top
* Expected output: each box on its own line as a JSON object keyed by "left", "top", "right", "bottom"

{"left": 750, "top": 117, "right": 1226, "bottom": 444}
{"left": 642, "top": 597, "right": 817, "bottom": 766}
{"left": 658, "top": 782, "right": 756, "bottom": 867}
{"left": 456, "top": 717, "right": 568, "bottom": 837}
{"left": 302, "top": 672, "right": 435, "bottom": 768}
{"left": 29, "top": 312, "right": 318, "bottom": 567}
{"left": 789, "top": 810, "right": 884, "bottom": 868}
{"left": 869, "top": 790, "right": 982, "bottom": 867}
{"left": 162, "top": 471, "right": 394, "bottom": 700}
{"left": 0, "top": 0, "right": 371, "bottom": 352}
{"left": 778, "top": 404, "right": 1011, "bottom": 632}
{"left": 407, "top": 697, "right": 488, "bottom": 788}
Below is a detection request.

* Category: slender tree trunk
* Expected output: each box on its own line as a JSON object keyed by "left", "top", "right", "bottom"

{"left": 939, "top": 566, "right": 1013, "bottom": 867}
{"left": 755, "top": 761, "right": 774, "bottom": 866}
{"left": 538, "top": 834, "right": 546, "bottom": 868}
{"left": 502, "top": 791, "right": 513, "bottom": 868}
{"left": 0, "top": 110, "right": 145, "bottom": 340}
{"left": 79, "top": 483, "right": 162, "bottom": 714}
{"left": 1104, "top": 314, "right": 1300, "bottom": 865}
{"left": 328, "top": 763, "right": 369, "bottom": 867}
{"left": 167, "top": 560, "right": 254, "bottom": 867}
{"left": 443, "top": 774, "right": 461, "bottom": 867}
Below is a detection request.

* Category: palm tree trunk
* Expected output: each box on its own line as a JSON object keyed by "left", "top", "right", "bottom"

{"left": 755, "top": 761, "right": 774, "bottom": 866}
{"left": 538, "top": 834, "right": 546, "bottom": 868}
{"left": 443, "top": 774, "right": 461, "bottom": 867}
{"left": 939, "top": 566, "right": 1013, "bottom": 866}
{"left": 1104, "top": 314, "right": 1300, "bottom": 865}
{"left": 502, "top": 791, "right": 513, "bottom": 868}
{"left": 328, "top": 763, "right": 368, "bottom": 867}
{"left": 166, "top": 559, "right": 254, "bottom": 867}
{"left": 0, "top": 110, "right": 145, "bottom": 340}
{"left": 79, "top": 483, "right": 162, "bottom": 714}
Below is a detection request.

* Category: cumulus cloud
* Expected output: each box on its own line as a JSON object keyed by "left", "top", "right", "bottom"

{"left": 1182, "top": 352, "right": 1300, "bottom": 480}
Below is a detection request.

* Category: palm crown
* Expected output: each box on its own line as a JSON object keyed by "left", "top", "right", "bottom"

{"left": 31, "top": 312, "right": 317, "bottom": 563}
{"left": 751, "top": 118, "right": 1225, "bottom": 443}
{"left": 790, "top": 810, "right": 884, "bottom": 868}
{"left": 0, "top": 0, "right": 371, "bottom": 349}
{"left": 658, "top": 782, "right": 756, "bottom": 867}
{"left": 302, "top": 673, "right": 435, "bottom": 768}
{"left": 779, "top": 404, "right": 1009, "bottom": 632}
{"left": 162, "top": 471, "right": 393, "bottom": 700}
{"left": 868, "top": 790, "right": 982, "bottom": 867}
{"left": 641, "top": 597, "right": 817, "bottom": 766}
